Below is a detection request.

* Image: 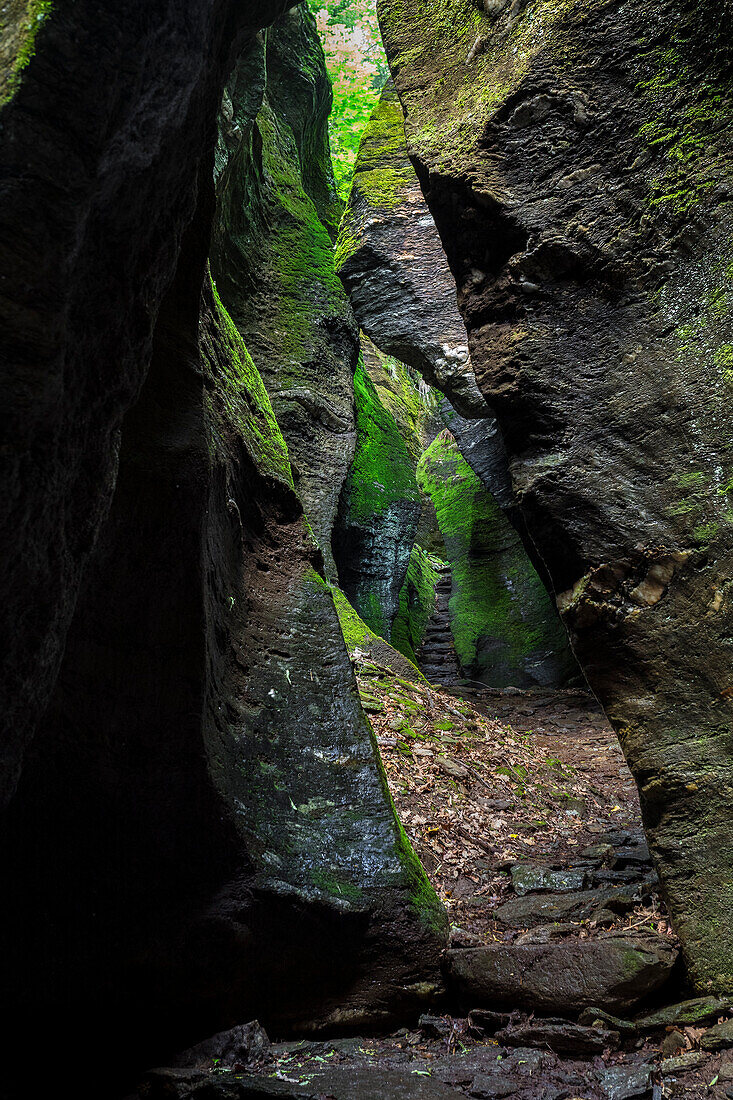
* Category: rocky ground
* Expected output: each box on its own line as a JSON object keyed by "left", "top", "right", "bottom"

{"left": 133, "top": 666, "right": 733, "bottom": 1099}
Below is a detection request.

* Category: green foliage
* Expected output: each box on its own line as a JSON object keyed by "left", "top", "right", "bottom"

{"left": 311, "top": 0, "right": 389, "bottom": 197}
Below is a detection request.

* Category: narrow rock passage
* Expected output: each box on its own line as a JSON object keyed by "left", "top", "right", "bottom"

{"left": 139, "top": 666, "right": 733, "bottom": 1097}
{"left": 417, "top": 564, "right": 463, "bottom": 687}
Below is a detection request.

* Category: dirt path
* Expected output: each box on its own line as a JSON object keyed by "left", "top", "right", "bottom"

{"left": 366, "top": 668, "right": 666, "bottom": 945}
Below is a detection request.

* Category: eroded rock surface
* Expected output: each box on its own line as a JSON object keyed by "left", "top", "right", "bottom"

{"left": 335, "top": 81, "right": 486, "bottom": 418}
{"left": 211, "top": 7, "right": 358, "bottom": 577}
{"left": 379, "top": 0, "right": 733, "bottom": 987}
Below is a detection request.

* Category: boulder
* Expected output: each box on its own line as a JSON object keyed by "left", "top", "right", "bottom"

{"left": 172, "top": 1021, "right": 270, "bottom": 1069}
{"left": 378, "top": 0, "right": 733, "bottom": 990}
{"left": 600, "top": 1065, "right": 652, "bottom": 1100}
{"left": 700, "top": 1018, "right": 733, "bottom": 1051}
{"left": 446, "top": 937, "right": 678, "bottom": 1013}
{"left": 494, "top": 1020, "right": 618, "bottom": 1053}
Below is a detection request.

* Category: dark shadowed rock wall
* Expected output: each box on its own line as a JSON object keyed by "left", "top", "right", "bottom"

{"left": 0, "top": 0, "right": 289, "bottom": 812}
{"left": 0, "top": 3, "right": 447, "bottom": 1089}
{"left": 211, "top": 8, "right": 357, "bottom": 579}
{"left": 378, "top": 0, "right": 733, "bottom": 989}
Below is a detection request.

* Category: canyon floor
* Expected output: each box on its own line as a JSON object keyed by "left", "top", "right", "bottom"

{"left": 135, "top": 665, "right": 733, "bottom": 1100}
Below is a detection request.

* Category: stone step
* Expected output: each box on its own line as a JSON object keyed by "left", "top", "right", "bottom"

{"left": 445, "top": 936, "right": 678, "bottom": 1015}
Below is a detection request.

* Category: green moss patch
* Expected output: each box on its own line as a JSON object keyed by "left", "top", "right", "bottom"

{"left": 200, "top": 272, "right": 294, "bottom": 488}
{"left": 418, "top": 430, "right": 571, "bottom": 686}
{"left": 0, "top": 0, "right": 53, "bottom": 107}
{"left": 391, "top": 544, "right": 440, "bottom": 663}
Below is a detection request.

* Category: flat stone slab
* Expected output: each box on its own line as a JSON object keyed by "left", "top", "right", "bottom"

{"left": 701, "top": 1017, "right": 733, "bottom": 1051}
{"left": 139, "top": 1066, "right": 466, "bottom": 1099}
{"left": 634, "top": 995, "right": 731, "bottom": 1030}
{"left": 511, "top": 864, "right": 588, "bottom": 895}
{"left": 494, "top": 1019, "right": 618, "bottom": 1053}
{"left": 446, "top": 936, "right": 678, "bottom": 1013}
{"left": 494, "top": 884, "right": 643, "bottom": 927}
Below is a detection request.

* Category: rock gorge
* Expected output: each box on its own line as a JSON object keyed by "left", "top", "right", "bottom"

{"left": 1, "top": 0, "right": 732, "bottom": 1094}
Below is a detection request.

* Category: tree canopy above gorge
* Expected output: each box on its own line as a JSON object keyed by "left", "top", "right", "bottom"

{"left": 311, "top": 0, "right": 389, "bottom": 196}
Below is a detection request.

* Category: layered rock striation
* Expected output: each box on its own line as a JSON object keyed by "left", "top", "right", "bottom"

{"left": 335, "top": 80, "right": 487, "bottom": 418}
{"left": 378, "top": 0, "right": 733, "bottom": 988}
{"left": 211, "top": 8, "right": 358, "bottom": 577}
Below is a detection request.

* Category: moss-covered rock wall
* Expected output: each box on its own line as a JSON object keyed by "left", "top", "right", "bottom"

{"left": 378, "top": 0, "right": 733, "bottom": 989}
{"left": 332, "top": 347, "right": 422, "bottom": 638}
{"left": 211, "top": 7, "right": 358, "bottom": 578}
{"left": 336, "top": 67, "right": 576, "bottom": 688}
{"left": 419, "top": 430, "right": 577, "bottom": 687}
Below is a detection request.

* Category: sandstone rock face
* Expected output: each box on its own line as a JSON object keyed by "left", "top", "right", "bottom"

{"left": 379, "top": 0, "right": 733, "bottom": 988}
{"left": 332, "top": 343, "right": 422, "bottom": 639}
{"left": 335, "top": 81, "right": 487, "bottom": 418}
{"left": 0, "top": 0, "right": 292, "bottom": 812}
{"left": 418, "top": 430, "right": 577, "bottom": 687}
{"left": 211, "top": 7, "right": 358, "bottom": 578}
{"left": 0, "top": 3, "right": 446, "bottom": 1084}
{"left": 447, "top": 937, "right": 678, "bottom": 1013}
